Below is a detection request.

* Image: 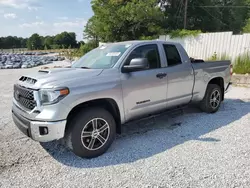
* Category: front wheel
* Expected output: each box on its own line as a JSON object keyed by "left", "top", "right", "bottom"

{"left": 65, "top": 108, "right": 116, "bottom": 158}
{"left": 200, "top": 84, "right": 222, "bottom": 113}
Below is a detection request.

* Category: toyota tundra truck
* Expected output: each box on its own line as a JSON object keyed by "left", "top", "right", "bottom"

{"left": 12, "top": 40, "right": 232, "bottom": 158}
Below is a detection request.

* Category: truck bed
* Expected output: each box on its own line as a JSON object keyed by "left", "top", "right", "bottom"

{"left": 191, "top": 60, "right": 231, "bottom": 102}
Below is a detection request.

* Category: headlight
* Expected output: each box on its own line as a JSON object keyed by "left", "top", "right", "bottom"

{"left": 39, "top": 88, "right": 69, "bottom": 105}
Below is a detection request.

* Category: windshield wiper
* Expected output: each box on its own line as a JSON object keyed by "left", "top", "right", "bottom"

{"left": 80, "top": 66, "right": 91, "bottom": 69}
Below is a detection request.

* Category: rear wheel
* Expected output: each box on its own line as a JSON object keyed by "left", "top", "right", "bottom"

{"left": 65, "top": 108, "right": 116, "bottom": 158}
{"left": 200, "top": 84, "right": 222, "bottom": 113}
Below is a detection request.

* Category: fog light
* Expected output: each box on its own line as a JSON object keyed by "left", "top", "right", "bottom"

{"left": 39, "top": 127, "right": 48, "bottom": 135}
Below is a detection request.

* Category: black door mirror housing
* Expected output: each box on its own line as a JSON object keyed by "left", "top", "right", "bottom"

{"left": 122, "top": 58, "right": 149, "bottom": 73}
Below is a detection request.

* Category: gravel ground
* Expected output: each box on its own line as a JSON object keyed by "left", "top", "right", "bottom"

{"left": 0, "top": 64, "right": 250, "bottom": 188}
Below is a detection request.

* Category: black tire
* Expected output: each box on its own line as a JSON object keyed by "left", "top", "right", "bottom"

{"left": 200, "top": 84, "right": 222, "bottom": 113}
{"left": 64, "top": 108, "right": 116, "bottom": 158}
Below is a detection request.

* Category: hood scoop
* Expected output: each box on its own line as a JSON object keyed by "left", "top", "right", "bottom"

{"left": 38, "top": 70, "right": 50, "bottom": 74}
{"left": 19, "top": 76, "right": 37, "bottom": 85}
{"left": 38, "top": 68, "right": 74, "bottom": 74}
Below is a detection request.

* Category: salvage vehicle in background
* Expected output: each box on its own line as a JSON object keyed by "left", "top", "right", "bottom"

{"left": 0, "top": 53, "right": 62, "bottom": 69}
{"left": 12, "top": 40, "right": 232, "bottom": 158}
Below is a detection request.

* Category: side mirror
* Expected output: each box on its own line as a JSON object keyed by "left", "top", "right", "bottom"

{"left": 122, "top": 58, "right": 149, "bottom": 73}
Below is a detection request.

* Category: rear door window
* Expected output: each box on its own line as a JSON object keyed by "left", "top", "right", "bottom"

{"left": 163, "top": 44, "right": 182, "bottom": 66}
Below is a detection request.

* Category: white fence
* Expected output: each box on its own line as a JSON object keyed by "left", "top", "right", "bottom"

{"left": 159, "top": 31, "right": 250, "bottom": 62}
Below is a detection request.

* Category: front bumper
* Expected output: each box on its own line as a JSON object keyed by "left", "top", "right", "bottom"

{"left": 12, "top": 111, "right": 66, "bottom": 142}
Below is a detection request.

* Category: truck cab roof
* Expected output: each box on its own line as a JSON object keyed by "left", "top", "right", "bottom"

{"left": 102, "top": 40, "right": 180, "bottom": 46}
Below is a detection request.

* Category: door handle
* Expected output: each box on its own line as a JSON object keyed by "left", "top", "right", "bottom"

{"left": 156, "top": 73, "right": 167, "bottom": 79}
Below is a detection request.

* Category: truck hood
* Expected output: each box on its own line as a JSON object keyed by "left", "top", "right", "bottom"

{"left": 18, "top": 68, "right": 103, "bottom": 89}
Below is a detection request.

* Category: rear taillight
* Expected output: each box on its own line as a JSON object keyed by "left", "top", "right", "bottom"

{"left": 230, "top": 64, "right": 233, "bottom": 76}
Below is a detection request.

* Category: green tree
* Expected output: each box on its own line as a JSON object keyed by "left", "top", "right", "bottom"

{"left": 20, "top": 38, "right": 28, "bottom": 48}
{"left": 40, "top": 36, "right": 45, "bottom": 49}
{"left": 243, "top": 18, "right": 250, "bottom": 32}
{"left": 84, "top": 0, "right": 166, "bottom": 42}
{"left": 84, "top": 17, "right": 99, "bottom": 45}
{"left": 79, "top": 40, "right": 98, "bottom": 55}
{"left": 68, "top": 32, "right": 77, "bottom": 48}
{"left": 54, "top": 32, "right": 77, "bottom": 49}
{"left": 44, "top": 36, "right": 54, "bottom": 49}
{"left": 77, "top": 41, "right": 85, "bottom": 48}
{"left": 3, "top": 36, "right": 16, "bottom": 49}
{"left": 27, "top": 33, "right": 43, "bottom": 50}
{"left": 161, "top": 0, "right": 250, "bottom": 33}
{"left": 54, "top": 33, "right": 63, "bottom": 48}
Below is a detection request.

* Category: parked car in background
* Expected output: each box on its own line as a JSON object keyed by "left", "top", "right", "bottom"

{"left": 0, "top": 63, "right": 4, "bottom": 69}
{"left": 5, "top": 60, "right": 13, "bottom": 69}
{"left": 12, "top": 62, "right": 22, "bottom": 69}
{"left": 21, "top": 61, "right": 32, "bottom": 69}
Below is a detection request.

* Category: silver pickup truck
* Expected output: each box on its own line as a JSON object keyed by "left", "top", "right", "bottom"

{"left": 12, "top": 40, "right": 232, "bottom": 158}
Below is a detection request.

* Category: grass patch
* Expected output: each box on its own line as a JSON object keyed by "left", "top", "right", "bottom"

{"left": 233, "top": 53, "right": 250, "bottom": 74}
{"left": 169, "top": 29, "right": 201, "bottom": 39}
{"left": 207, "top": 52, "right": 250, "bottom": 74}
{"left": 207, "top": 52, "right": 230, "bottom": 61}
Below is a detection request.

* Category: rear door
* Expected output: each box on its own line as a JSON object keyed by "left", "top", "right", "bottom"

{"left": 161, "top": 44, "right": 195, "bottom": 108}
{"left": 121, "top": 44, "right": 168, "bottom": 121}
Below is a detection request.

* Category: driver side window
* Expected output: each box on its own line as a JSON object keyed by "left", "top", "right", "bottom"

{"left": 125, "top": 44, "right": 161, "bottom": 69}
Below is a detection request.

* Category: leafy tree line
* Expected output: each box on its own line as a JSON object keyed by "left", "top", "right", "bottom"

{"left": 0, "top": 32, "right": 84, "bottom": 50}
{"left": 0, "top": 36, "right": 27, "bottom": 49}
{"left": 26, "top": 32, "right": 80, "bottom": 50}
{"left": 84, "top": 0, "right": 250, "bottom": 42}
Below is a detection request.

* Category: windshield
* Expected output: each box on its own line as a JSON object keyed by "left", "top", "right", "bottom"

{"left": 72, "top": 44, "right": 131, "bottom": 69}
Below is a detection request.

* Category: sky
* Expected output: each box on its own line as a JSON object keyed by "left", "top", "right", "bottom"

{"left": 0, "top": 0, "right": 93, "bottom": 41}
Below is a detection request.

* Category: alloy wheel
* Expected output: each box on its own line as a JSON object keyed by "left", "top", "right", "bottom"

{"left": 81, "top": 118, "right": 110, "bottom": 151}
{"left": 210, "top": 89, "right": 221, "bottom": 109}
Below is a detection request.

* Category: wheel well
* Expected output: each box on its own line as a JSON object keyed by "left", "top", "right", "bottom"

{"left": 208, "top": 77, "right": 224, "bottom": 101}
{"left": 66, "top": 98, "right": 121, "bottom": 134}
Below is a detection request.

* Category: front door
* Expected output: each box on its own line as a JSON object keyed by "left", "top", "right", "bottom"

{"left": 121, "top": 44, "right": 168, "bottom": 121}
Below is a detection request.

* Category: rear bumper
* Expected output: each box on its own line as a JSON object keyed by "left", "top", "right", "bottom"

{"left": 225, "top": 82, "right": 232, "bottom": 93}
{"left": 12, "top": 111, "right": 66, "bottom": 142}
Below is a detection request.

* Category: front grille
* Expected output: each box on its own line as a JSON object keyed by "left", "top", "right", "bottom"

{"left": 14, "top": 84, "right": 36, "bottom": 110}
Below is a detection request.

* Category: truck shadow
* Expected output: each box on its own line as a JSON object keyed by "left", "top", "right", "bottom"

{"left": 41, "top": 98, "right": 250, "bottom": 168}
